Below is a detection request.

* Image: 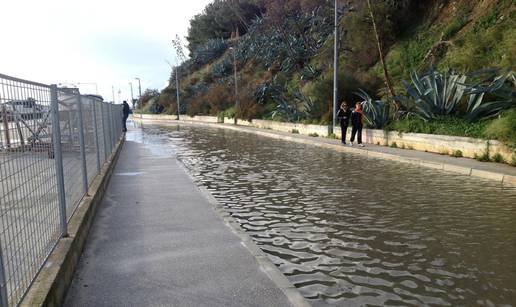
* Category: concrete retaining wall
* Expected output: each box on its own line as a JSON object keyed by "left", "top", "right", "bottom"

{"left": 136, "top": 114, "right": 514, "bottom": 165}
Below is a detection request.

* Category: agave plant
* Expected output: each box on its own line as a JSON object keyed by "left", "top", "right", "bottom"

{"left": 463, "top": 70, "right": 515, "bottom": 121}
{"left": 191, "top": 38, "right": 228, "bottom": 67}
{"left": 401, "top": 68, "right": 467, "bottom": 121}
{"left": 211, "top": 57, "right": 233, "bottom": 78}
{"left": 354, "top": 89, "right": 389, "bottom": 129}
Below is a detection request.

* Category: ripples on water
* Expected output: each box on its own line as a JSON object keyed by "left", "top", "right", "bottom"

{"left": 132, "top": 125, "right": 516, "bottom": 306}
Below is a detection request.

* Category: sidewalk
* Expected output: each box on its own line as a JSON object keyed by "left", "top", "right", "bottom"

{"left": 64, "top": 130, "right": 307, "bottom": 306}
{"left": 139, "top": 118, "right": 516, "bottom": 187}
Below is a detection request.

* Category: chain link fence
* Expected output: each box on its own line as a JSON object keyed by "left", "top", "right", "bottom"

{"left": 0, "top": 73, "right": 124, "bottom": 306}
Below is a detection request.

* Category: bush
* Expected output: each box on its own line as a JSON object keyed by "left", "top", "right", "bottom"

{"left": 485, "top": 109, "right": 516, "bottom": 148}
{"left": 492, "top": 153, "right": 505, "bottom": 163}
{"left": 291, "top": 129, "right": 299, "bottom": 134}
{"left": 451, "top": 150, "right": 463, "bottom": 158}
{"left": 308, "top": 132, "right": 319, "bottom": 137}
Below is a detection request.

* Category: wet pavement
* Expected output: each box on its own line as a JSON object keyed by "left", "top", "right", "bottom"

{"left": 64, "top": 127, "right": 297, "bottom": 307}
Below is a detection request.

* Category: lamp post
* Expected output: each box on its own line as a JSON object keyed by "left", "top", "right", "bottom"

{"left": 129, "top": 82, "right": 135, "bottom": 109}
{"left": 135, "top": 77, "right": 142, "bottom": 119}
{"left": 229, "top": 47, "right": 238, "bottom": 125}
{"left": 165, "top": 60, "right": 181, "bottom": 120}
{"left": 332, "top": 0, "right": 339, "bottom": 135}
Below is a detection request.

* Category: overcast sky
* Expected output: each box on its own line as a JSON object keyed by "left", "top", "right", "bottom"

{"left": 0, "top": 0, "right": 212, "bottom": 102}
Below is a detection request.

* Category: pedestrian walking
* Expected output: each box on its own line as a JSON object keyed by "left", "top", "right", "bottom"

{"left": 122, "top": 100, "right": 131, "bottom": 132}
{"left": 350, "top": 102, "right": 364, "bottom": 147}
{"left": 336, "top": 102, "right": 351, "bottom": 144}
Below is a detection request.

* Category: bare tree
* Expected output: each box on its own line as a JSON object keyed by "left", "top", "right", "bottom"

{"left": 366, "top": 0, "right": 399, "bottom": 111}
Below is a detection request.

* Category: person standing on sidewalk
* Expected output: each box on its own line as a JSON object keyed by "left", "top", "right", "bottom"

{"left": 122, "top": 100, "right": 131, "bottom": 132}
{"left": 336, "top": 102, "right": 351, "bottom": 144}
{"left": 350, "top": 102, "right": 364, "bottom": 147}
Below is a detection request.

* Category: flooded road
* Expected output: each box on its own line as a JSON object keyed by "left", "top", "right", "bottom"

{"left": 130, "top": 124, "right": 516, "bottom": 306}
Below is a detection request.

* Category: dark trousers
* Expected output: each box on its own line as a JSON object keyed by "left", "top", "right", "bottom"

{"left": 350, "top": 124, "right": 362, "bottom": 144}
{"left": 340, "top": 125, "right": 348, "bottom": 143}
{"left": 123, "top": 115, "right": 129, "bottom": 131}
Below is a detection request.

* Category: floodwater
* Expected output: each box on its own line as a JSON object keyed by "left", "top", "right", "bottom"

{"left": 130, "top": 123, "right": 516, "bottom": 306}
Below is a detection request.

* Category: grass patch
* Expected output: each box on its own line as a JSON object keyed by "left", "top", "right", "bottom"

{"left": 291, "top": 129, "right": 300, "bottom": 134}
{"left": 386, "top": 116, "right": 488, "bottom": 139}
{"left": 485, "top": 110, "right": 516, "bottom": 149}
{"left": 390, "top": 142, "right": 398, "bottom": 148}
{"left": 308, "top": 132, "right": 319, "bottom": 137}
{"left": 327, "top": 133, "right": 337, "bottom": 139}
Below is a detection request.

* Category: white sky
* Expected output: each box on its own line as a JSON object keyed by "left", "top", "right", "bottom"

{"left": 0, "top": 0, "right": 212, "bottom": 102}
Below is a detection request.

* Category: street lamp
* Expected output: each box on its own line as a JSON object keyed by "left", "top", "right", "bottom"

{"left": 229, "top": 47, "right": 238, "bottom": 125}
{"left": 135, "top": 77, "right": 142, "bottom": 119}
{"left": 129, "top": 82, "right": 135, "bottom": 109}
{"left": 332, "top": 0, "right": 339, "bottom": 134}
{"left": 165, "top": 60, "right": 180, "bottom": 120}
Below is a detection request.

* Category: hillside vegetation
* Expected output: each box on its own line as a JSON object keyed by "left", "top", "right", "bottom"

{"left": 143, "top": 0, "right": 515, "bottom": 159}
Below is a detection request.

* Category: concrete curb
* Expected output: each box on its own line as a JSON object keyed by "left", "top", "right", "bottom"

{"left": 135, "top": 118, "right": 516, "bottom": 188}
{"left": 20, "top": 136, "right": 126, "bottom": 307}
{"left": 176, "top": 162, "right": 311, "bottom": 307}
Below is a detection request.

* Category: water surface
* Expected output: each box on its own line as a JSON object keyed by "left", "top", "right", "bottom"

{"left": 130, "top": 124, "right": 516, "bottom": 306}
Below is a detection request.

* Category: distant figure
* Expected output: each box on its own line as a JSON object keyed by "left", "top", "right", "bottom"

{"left": 336, "top": 102, "right": 351, "bottom": 144}
{"left": 122, "top": 100, "right": 131, "bottom": 132}
{"left": 350, "top": 102, "right": 364, "bottom": 147}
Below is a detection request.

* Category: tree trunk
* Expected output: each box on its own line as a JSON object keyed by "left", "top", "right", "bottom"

{"left": 367, "top": 0, "right": 400, "bottom": 112}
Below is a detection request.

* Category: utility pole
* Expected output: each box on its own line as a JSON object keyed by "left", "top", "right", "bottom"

{"left": 129, "top": 82, "right": 134, "bottom": 109}
{"left": 111, "top": 86, "right": 115, "bottom": 104}
{"left": 230, "top": 47, "right": 238, "bottom": 125}
{"left": 135, "top": 77, "right": 142, "bottom": 119}
{"left": 332, "top": 0, "right": 339, "bottom": 134}
{"left": 175, "top": 67, "right": 180, "bottom": 120}
{"left": 166, "top": 59, "right": 181, "bottom": 120}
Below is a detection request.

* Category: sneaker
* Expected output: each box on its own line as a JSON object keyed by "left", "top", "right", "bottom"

{"left": 349, "top": 142, "right": 353, "bottom": 146}
{"left": 359, "top": 144, "right": 365, "bottom": 147}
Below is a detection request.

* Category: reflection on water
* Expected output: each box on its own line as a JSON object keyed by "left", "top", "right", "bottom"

{"left": 130, "top": 124, "right": 516, "bottom": 306}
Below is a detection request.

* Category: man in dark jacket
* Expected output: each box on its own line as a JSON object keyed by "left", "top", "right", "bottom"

{"left": 122, "top": 100, "right": 131, "bottom": 132}
{"left": 336, "top": 102, "right": 351, "bottom": 144}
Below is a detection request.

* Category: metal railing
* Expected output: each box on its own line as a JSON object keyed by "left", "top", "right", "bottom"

{"left": 0, "top": 73, "right": 124, "bottom": 306}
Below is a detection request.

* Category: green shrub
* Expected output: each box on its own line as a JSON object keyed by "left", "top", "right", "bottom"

{"left": 474, "top": 151, "right": 490, "bottom": 162}
{"left": 223, "top": 107, "right": 236, "bottom": 119}
{"left": 390, "top": 142, "right": 398, "bottom": 148}
{"left": 327, "top": 133, "right": 337, "bottom": 139}
{"left": 485, "top": 110, "right": 516, "bottom": 148}
{"left": 492, "top": 153, "right": 505, "bottom": 163}
{"left": 291, "top": 129, "right": 300, "bottom": 134}
{"left": 308, "top": 132, "right": 319, "bottom": 137}
{"left": 511, "top": 154, "right": 516, "bottom": 167}
{"left": 451, "top": 150, "right": 463, "bottom": 158}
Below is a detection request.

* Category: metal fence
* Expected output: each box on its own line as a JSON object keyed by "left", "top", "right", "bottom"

{"left": 0, "top": 73, "right": 123, "bottom": 306}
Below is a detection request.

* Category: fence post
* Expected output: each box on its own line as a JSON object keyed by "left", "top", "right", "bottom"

{"left": 0, "top": 241, "right": 9, "bottom": 307}
{"left": 107, "top": 104, "right": 113, "bottom": 153}
{"left": 100, "top": 102, "right": 108, "bottom": 160}
{"left": 50, "top": 85, "right": 68, "bottom": 237}
{"left": 92, "top": 100, "right": 101, "bottom": 173}
{"left": 77, "top": 95, "right": 89, "bottom": 194}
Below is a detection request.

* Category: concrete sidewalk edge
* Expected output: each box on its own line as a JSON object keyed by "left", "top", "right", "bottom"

{"left": 176, "top": 162, "right": 311, "bottom": 307}
{"left": 20, "top": 135, "right": 126, "bottom": 307}
{"left": 135, "top": 118, "right": 516, "bottom": 188}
